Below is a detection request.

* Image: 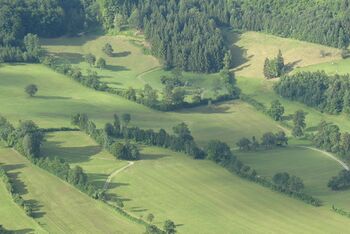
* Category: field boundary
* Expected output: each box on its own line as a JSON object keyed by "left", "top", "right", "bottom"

{"left": 103, "top": 161, "right": 135, "bottom": 190}
{"left": 299, "top": 146, "right": 349, "bottom": 170}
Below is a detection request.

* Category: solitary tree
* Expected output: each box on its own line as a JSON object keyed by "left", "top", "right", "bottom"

{"left": 268, "top": 100, "right": 284, "bottom": 121}
{"left": 25, "top": 84, "right": 38, "bottom": 97}
{"left": 146, "top": 213, "right": 155, "bottom": 223}
{"left": 84, "top": 53, "right": 96, "bottom": 67}
{"left": 103, "top": 43, "right": 114, "bottom": 57}
{"left": 292, "top": 110, "right": 306, "bottom": 137}
{"left": 163, "top": 220, "right": 176, "bottom": 234}
{"left": 96, "top": 57, "right": 106, "bottom": 69}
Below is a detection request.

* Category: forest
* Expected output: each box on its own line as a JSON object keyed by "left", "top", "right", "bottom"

{"left": 2, "top": 0, "right": 350, "bottom": 73}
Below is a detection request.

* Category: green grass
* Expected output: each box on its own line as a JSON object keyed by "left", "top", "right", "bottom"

{"left": 226, "top": 30, "right": 341, "bottom": 78}
{"left": 0, "top": 177, "right": 46, "bottom": 233}
{"left": 42, "top": 131, "right": 128, "bottom": 189}
{"left": 236, "top": 146, "right": 350, "bottom": 210}
{"left": 0, "top": 63, "right": 279, "bottom": 146}
{"left": 41, "top": 34, "right": 160, "bottom": 90}
{"left": 0, "top": 146, "right": 143, "bottom": 234}
{"left": 111, "top": 146, "right": 350, "bottom": 233}
{"left": 296, "top": 58, "right": 350, "bottom": 75}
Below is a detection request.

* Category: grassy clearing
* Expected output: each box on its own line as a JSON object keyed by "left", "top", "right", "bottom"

{"left": 42, "top": 131, "right": 128, "bottom": 189}
{"left": 296, "top": 58, "right": 350, "bottom": 75}
{"left": 0, "top": 146, "right": 143, "bottom": 234}
{"left": 236, "top": 146, "right": 350, "bottom": 210}
{"left": 110, "top": 146, "right": 350, "bottom": 233}
{"left": 41, "top": 33, "right": 160, "bottom": 90}
{"left": 0, "top": 64, "right": 279, "bottom": 146}
{"left": 226, "top": 30, "right": 341, "bottom": 78}
{"left": 0, "top": 177, "right": 46, "bottom": 233}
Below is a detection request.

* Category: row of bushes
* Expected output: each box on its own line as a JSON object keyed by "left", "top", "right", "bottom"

{"left": 72, "top": 113, "right": 321, "bottom": 207}
{"left": 0, "top": 167, "right": 33, "bottom": 217}
{"left": 236, "top": 131, "right": 288, "bottom": 151}
{"left": 71, "top": 113, "right": 206, "bottom": 160}
{"left": 219, "top": 157, "right": 322, "bottom": 207}
{"left": 332, "top": 205, "right": 350, "bottom": 218}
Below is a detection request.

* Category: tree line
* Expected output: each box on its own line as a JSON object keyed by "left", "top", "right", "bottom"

{"left": 0, "top": 166, "right": 33, "bottom": 217}
{"left": 236, "top": 131, "right": 288, "bottom": 152}
{"left": 71, "top": 112, "right": 321, "bottom": 207}
{"left": 275, "top": 72, "right": 350, "bottom": 115}
{"left": 0, "top": 115, "right": 105, "bottom": 199}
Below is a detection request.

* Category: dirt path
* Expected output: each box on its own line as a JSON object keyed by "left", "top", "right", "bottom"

{"left": 299, "top": 146, "right": 349, "bottom": 170}
{"left": 103, "top": 162, "right": 135, "bottom": 190}
{"left": 136, "top": 67, "right": 162, "bottom": 85}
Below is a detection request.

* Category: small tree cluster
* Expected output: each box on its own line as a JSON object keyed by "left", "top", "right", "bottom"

{"left": 237, "top": 131, "right": 288, "bottom": 151}
{"left": 328, "top": 170, "right": 350, "bottom": 190}
{"left": 273, "top": 172, "right": 305, "bottom": 192}
{"left": 292, "top": 110, "right": 306, "bottom": 137}
{"left": 264, "top": 50, "right": 285, "bottom": 79}
{"left": 268, "top": 100, "right": 284, "bottom": 121}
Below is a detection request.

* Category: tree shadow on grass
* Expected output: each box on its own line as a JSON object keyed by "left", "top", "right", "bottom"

{"left": 112, "top": 51, "right": 131, "bottom": 57}
{"left": 49, "top": 52, "right": 84, "bottom": 65}
{"left": 10, "top": 228, "right": 35, "bottom": 234}
{"left": 284, "top": 59, "right": 302, "bottom": 74}
{"left": 26, "top": 199, "right": 46, "bottom": 218}
{"left": 34, "top": 96, "right": 72, "bottom": 100}
{"left": 2, "top": 164, "right": 28, "bottom": 195}
{"left": 129, "top": 207, "right": 148, "bottom": 213}
{"left": 105, "top": 65, "right": 129, "bottom": 72}
{"left": 179, "top": 103, "right": 233, "bottom": 114}
{"left": 140, "top": 153, "right": 168, "bottom": 161}
{"left": 223, "top": 31, "right": 249, "bottom": 69}
{"left": 42, "top": 139, "right": 102, "bottom": 164}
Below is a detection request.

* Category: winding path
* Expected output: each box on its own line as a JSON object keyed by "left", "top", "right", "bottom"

{"left": 103, "top": 162, "right": 135, "bottom": 190}
{"left": 299, "top": 146, "right": 349, "bottom": 171}
{"left": 136, "top": 67, "right": 162, "bottom": 85}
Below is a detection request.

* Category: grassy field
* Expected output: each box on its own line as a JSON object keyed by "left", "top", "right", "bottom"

{"left": 226, "top": 30, "right": 341, "bottom": 78}
{"left": 41, "top": 33, "right": 160, "bottom": 90}
{"left": 0, "top": 146, "right": 143, "bottom": 234}
{"left": 39, "top": 133, "right": 350, "bottom": 233}
{"left": 296, "top": 58, "right": 350, "bottom": 75}
{"left": 111, "top": 147, "right": 350, "bottom": 233}
{"left": 0, "top": 178, "right": 46, "bottom": 233}
{"left": 236, "top": 146, "right": 350, "bottom": 210}
{"left": 42, "top": 131, "right": 128, "bottom": 188}
{"left": 0, "top": 63, "right": 279, "bottom": 146}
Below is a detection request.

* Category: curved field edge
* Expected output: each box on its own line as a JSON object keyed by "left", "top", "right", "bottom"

{"left": 110, "top": 147, "right": 350, "bottom": 234}
{"left": 0, "top": 146, "right": 143, "bottom": 234}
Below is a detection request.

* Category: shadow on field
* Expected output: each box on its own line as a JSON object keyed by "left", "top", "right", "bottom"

{"left": 26, "top": 199, "right": 46, "bottom": 218}
{"left": 42, "top": 139, "right": 102, "bottom": 164}
{"left": 113, "top": 51, "right": 131, "bottom": 57}
{"left": 34, "top": 95, "right": 72, "bottom": 100}
{"left": 50, "top": 52, "right": 84, "bottom": 64}
{"left": 180, "top": 104, "right": 232, "bottom": 114}
{"left": 106, "top": 65, "right": 129, "bottom": 72}
{"left": 141, "top": 153, "right": 168, "bottom": 161}
{"left": 224, "top": 31, "right": 249, "bottom": 69}
{"left": 129, "top": 206, "right": 148, "bottom": 213}
{"left": 3, "top": 164, "right": 28, "bottom": 195}
{"left": 41, "top": 33, "right": 102, "bottom": 47}
{"left": 284, "top": 59, "right": 302, "bottom": 74}
{"left": 10, "top": 228, "right": 35, "bottom": 234}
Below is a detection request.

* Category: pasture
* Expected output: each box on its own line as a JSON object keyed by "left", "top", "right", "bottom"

{"left": 112, "top": 146, "right": 350, "bottom": 234}
{"left": 236, "top": 146, "right": 350, "bottom": 210}
{"left": 0, "top": 146, "right": 143, "bottom": 234}
{"left": 296, "top": 58, "right": 350, "bottom": 75}
{"left": 0, "top": 63, "right": 279, "bottom": 146}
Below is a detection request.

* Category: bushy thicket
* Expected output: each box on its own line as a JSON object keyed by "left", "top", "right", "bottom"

{"left": 0, "top": 167, "right": 33, "bottom": 217}
{"left": 275, "top": 72, "right": 350, "bottom": 115}
{"left": 328, "top": 170, "right": 350, "bottom": 191}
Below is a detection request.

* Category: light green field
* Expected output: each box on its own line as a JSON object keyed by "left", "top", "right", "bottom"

{"left": 227, "top": 30, "right": 341, "bottom": 78}
{"left": 236, "top": 146, "right": 350, "bottom": 210}
{"left": 0, "top": 63, "right": 279, "bottom": 146}
{"left": 41, "top": 34, "right": 160, "bottom": 90}
{"left": 0, "top": 178, "right": 46, "bottom": 233}
{"left": 296, "top": 58, "right": 350, "bottom": 75}
{"left": 0, "top": 146, "right": 143, "bottom": 234}
{"left": 42, "top": 131, "right": 128, "bottom": 188}
{"left": 39, "top": 132, "right": 350, "bottom": 233}
{"left": 112, "top": 147, "right": 350, "bottom": 233}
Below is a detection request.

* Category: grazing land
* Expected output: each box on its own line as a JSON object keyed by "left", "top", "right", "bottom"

{"left": 236, "top": 146, "right": 350, "bottom": 210}
{"left": 0, "top": 146, "right": 143, "bottom": 234}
